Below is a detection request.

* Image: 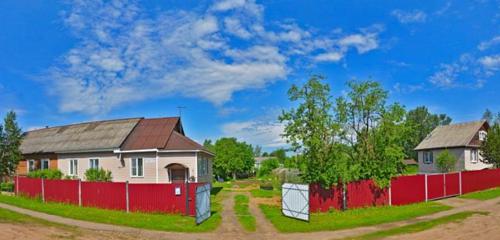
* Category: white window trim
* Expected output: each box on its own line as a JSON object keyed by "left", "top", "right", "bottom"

{"left": 130, "top": 158, "right": 144, "bottom": 178}
{"left": 27, "top": 159, "right": 35, "bottom": 173}
{"left": 41, "top": 159, "right": 50, "bottom": 170}
{"left": 89, "top": 158, "right": 99, "bottom": 170}
{"left": 479, "top": 130, "right": 487, "bottom": 141}
{"left": 471, "top": 149, "right": 479, "bottom": 164}
{"left": 68, "top": 159, "right": 78, "bottom": 176}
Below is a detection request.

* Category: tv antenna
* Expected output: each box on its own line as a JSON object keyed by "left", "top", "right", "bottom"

{"left": 177, "top": 106, "right": 186, "bottom": 118}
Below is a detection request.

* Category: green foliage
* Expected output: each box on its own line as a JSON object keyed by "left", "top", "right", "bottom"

{"left": 0, "top": 111, "right": 23, "bottom": 179}
{"left": 84, "top": 168, "right": 112, "bottom": 182}
{"left": 207, "top": 138, "right": 254, "bottom": 180}
{"left": 27, "top": 169, "right": 63, "bottom": 180}
{"left": 335, "top": 80, "right": 406, "bottom": 188}
{"left": 482, "top": 109, "right": 500, "bottom": 125}
{"left": 253, "top": 145, "right": 262, "bottom": 157}
{"left": 480, "top": 124, "right": 500, "bottom": 168}
{"left": 259, "top": 202, "right": 451, "bottom": 233}
{"left": 403, "top": 106, "right": 452, "bottom": 160}
{"left": 269, "top": 148, "right": 287, "bottom": 163}
{"left": 0, "top": 182, "right": 14, "bottom": 192}
{"left": 279, "top": 75, "right": 344, "bottom": 187}
{"left": 257, "top": 158, "right": 279, "bottom": 177}
{"left": 435, "top": 150, "right": 457, "bottom": 173}
{"left": 234, "top": 195, "right": 256, "bottom": 232}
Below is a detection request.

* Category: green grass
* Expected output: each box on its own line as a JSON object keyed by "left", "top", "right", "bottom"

{"left": 259, "top": 202, "right": 452, "bottom": 233}
{"left": 403, "top": 165, "right": 419, "bottom": 175}
{"left": 234, "top": 194, "right": 256, "bottom": 232}
{"left": 0, "top": 193, "right": 222, "bottom": 232}
{"left": 460, "top": 187, "right": 500, "bottom": 200}
{"left": 348, "top": 211, "right": 488, "bottom": 240}
{"left": 250, "top": 188, "right": 280, "bottom": 198}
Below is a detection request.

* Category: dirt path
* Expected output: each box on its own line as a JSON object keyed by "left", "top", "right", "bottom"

{"left": 1, "top": 196, "right": 499, "bottom": 240}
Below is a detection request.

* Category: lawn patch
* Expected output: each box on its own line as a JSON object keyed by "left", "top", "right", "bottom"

{"left": 259, "top": 202, "right": 452, "bottom": 232}
{"left": 0, "top": 193, "right": 221, "bottom": 232}
{"left": 348, "top": 211, "right": 487, "bottom": 240}
{"left": 234, "top": 194, "right": 256, "bottom": 232}
{"left": 460, "top": 188, "right": 500, "bottom": 200}
{"left": 250, "top": 189, "right": 280, "bottom": 198}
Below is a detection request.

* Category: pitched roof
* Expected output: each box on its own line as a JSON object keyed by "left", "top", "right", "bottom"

{"left": 414, "top": 120, "right": 488, "bottom": 151}
{"left": 20, "top": 118, "right": 141, "bottom": 154}
{"left": 164, "top": 131, "right": 205, "bottom": 151}
{"left": 120, "top": 117, "right": 181, "bottom": 150}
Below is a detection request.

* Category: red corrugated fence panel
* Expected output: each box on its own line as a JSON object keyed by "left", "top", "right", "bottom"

{"left": 390, "top": 175, "right": 425, "bottom": 205}
{"left": 445, "top": 173, "right": 460, "bottom": 196}
{"left": 347, "top": 179, "right": 389, "bottom": 208}
{"left": 129, "top": 183, "right": 187, "bottom": 214}
{"left": 16, "top": 177, "right": 42, "bottom": 198}
{"left": 81, "top": 182, "right": 126, "bottom": 210}
{"left": 309, "top": 183, "right": 343, "bottom": 212}
{"left": 462, "top": 169, "right": 500, "bottom": 193}
{"left": 427, "top": 174, "right": 445, "bottom": 200}
{"left": 44, "top": 179, "right": 79, "bottom": 204}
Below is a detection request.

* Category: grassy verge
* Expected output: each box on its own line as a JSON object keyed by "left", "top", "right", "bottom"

{"left": 250, "top": 188, "right": 280, "bottom": 198}
{"left": 259, "top": 202, "right": 452, "bottom": 233}
{"left": 234, "top": 194, "right": 256, "bottom": 232}
{"left": 348, "top": 211, "right": 488, "bottom": 240}
{"left": 460, "top": 188, "right": 500, "bottom": 200}
{"left": 0, "top": 193, "right": 222, "bottom": 232}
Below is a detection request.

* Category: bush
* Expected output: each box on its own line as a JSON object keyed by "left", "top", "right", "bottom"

{"left": 27, "top": 169, "right": 63, "bottom": 180}
{"left": 258, "top": 158, "right": 279, "bottom": 177}
{"left": 436, "top": 150, "right": 457, "bottom": 173}
{"left": 84, "top": 168, "right": 112, "bottom": 182}
{"left": 0, "top": 182, "right": 14, "bottom": 192}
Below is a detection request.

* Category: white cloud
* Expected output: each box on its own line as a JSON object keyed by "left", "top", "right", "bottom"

{"left": 47, "top": 0, "right": 383, "bottom": 114}
{"left": 479, "top": 55, "right": 500, "bottom": 71}
{"left": 391, "top": 9, "right": 427, "bottom": 24}
{"left": 478, "top": 36, "right": 500, "bottom": 51}
{"left": 222, "top": 120, "right": 286, "bottom": 147}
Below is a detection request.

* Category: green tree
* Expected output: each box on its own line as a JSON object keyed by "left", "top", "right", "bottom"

{"left": 435, "top": 150, "right": 457, "bottom": 173}
{"left": 482, "top": 109, "right": 500, "bottom": 125}
{"left": 335, "top": 80, "right": 406, "bottom": 188}
{"left": 253, "top": 145, "right": 262, "bottom": 157}
{"left": 213, "top": 137, "right": 254, "bottom": 180}
{"left": 279, "top": 75, "right": 344, "bottom": 187}
{"left": 480, "top": 124, "right": 500, "bottom": 168}
{"left": 404, "top": 106, "right": 452, "bottom": 159}
{"left": 0, "top": 111, "right": 23, "bottom": 180}
{"left": 257, "top": 158, "right": 279, "bottom": 177}
{"left": 203, "top": 139, "right": 215, "bottom": 152}
{"left": 270, "top": 148, "right": 286, "bottom": 164}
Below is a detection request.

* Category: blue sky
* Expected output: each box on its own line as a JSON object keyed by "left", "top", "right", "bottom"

{"left": 1, "top": 0, "right": 499, "bottom": 152}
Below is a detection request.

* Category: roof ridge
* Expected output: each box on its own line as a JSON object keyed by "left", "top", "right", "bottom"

{"left": 26, "top": 117, "right": 144, "bottom": 133}
{"left": 161, "top": 118, "right": 180, "bottom": 149}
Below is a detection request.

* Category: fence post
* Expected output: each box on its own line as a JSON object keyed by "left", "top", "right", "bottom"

{"left": 424, "top": 174, "right": 428, "bottom": 202}
{"left": 388, "top": 184, "right": 392, "bottom": 206}
{"left": 459, "top": 171, "right": 462, "bottom": 195}
{"left": 41, "top": 177, "right": 45, "bottom": 203}
{"left": 185, "top": 181, "right": 190, "bottom": 216}
{"left": 78, "top": 179, "right": 82, "bottom": 207}
{"left": 15, "top": 175, "right": 19, "bottom": 196}
{"left": 443, "top": 174, "right": 446, "bottom": 197}
{"left": 125, "top": 181, "right": 129, "bottom": 213}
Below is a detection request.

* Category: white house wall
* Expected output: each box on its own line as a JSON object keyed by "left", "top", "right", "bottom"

{"left": 463, "top": 148, "right": 492, "bottom": 171}
{"left": 418, "top": 148, "right": 465, "bottom": 173}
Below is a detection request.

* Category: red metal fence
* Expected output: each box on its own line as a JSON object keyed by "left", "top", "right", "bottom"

{"left": 15, "top": 177, "right": 203, "bottom": 216}
{"left": 310, "top": 168, "right": 500, "bottom": 212}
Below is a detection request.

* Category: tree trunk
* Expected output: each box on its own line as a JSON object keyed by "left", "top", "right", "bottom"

{"left": 232, "top": 172, "right": 237, "bottom": 180}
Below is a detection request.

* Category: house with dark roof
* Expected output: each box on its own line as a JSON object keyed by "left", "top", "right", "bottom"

{"left": 16, "top": 117, "right": 213, "bottom": 183}
{"left": 414, "top": 120, "right": 491, "bottom": 173}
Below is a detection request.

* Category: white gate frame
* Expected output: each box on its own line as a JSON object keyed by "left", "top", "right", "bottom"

{"left": 195, "top": 183, "right": 211, "bottom": 225}
{"left": 282, "top": 183, "right": 309, "bottom": 222}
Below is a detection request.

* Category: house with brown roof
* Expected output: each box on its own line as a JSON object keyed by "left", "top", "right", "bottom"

{"left": 414, "top": 120, "right": 491, "bottom": 173}
{"left": 16, "top": 117, "right": 213, "bottom": 183}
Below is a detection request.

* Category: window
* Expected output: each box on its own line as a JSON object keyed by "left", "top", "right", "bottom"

{"left": 41, "top": 159, "right": 49, "bottom": 170}
{"left": 28, "top": 160, "right": 36, "bottom": 173}
{"left": 423, "top": 151, "right": 433, "bottom": 164}
{"left": 479, "top": 130, "right": 487, "bottom": 141}
{"left": 89, "top": 159, "right": 99, "bottom": 169}
{"left": 69, "top": 159, "right": 78, "bottom": 176}
{"left": 131, "top": 158, "right": 144, "bottom": 177}
{"left": 471, "top": 149, "right": 479, "bottom": 163}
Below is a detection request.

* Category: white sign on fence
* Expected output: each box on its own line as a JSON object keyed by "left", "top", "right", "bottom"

{"left": 282, "top": 183, "right": 309, "bottom": 221}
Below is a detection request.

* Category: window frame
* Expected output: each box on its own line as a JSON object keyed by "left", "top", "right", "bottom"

{"left": 89, "top": 158, "right": 99, "bottom": 170}
{"left": 471, "top": 149, "right": 479, "bottom": 164}
{"left": 130, "top": 157, "right": 144, "bottom": 178}
{"left": 41, "top": 159, "right": 50, "bottom": 170}
{"left": 68, "top": 159, "right": 78, "bottom": 176}
{"left": 27, "top": 159, "right": 36, "bottom": 173}
{"left": 423, "top": 151, "right": 434, "bottom": 164}
{"left": 479, "top": 130, "right": 487, "bottom": 141}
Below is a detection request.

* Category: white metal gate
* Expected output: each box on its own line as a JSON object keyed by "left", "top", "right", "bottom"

{"left": 195, "top": 183, "right": 211, "bottom": 225}
{"left": 282, "top": 183, "right": 309, "bottom": 221}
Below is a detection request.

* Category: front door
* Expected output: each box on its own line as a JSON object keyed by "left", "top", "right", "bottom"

{"left": 171, "top": 169, "right": 186, "bottom": 183}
